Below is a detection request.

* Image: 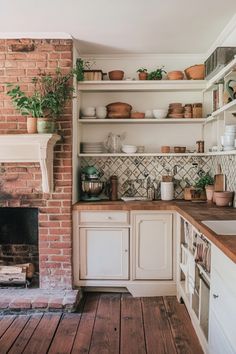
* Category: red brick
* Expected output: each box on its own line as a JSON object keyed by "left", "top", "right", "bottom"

{"left": 9, "top": 299, "right": 31, "bottom": 309}
{"left": 48, "top": 298, "right": 63, "bottom": 309}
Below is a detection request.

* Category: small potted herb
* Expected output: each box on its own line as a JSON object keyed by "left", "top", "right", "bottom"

{"left": 148, "top": 66, "right": 166, "bottom": 80}
{"left": 195, "top": 173, "right": 214, "bottom": 201}
{"left": 137, "top": 68, "right": 148, "bottom": 80}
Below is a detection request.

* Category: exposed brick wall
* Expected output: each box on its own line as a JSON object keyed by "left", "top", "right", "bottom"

{"left": 0, "top": 39, "right": 73, "bottom": 289}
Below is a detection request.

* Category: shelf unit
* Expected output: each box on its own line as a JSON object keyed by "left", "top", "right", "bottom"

{"left": 205, "top": 55, "right": 236, "bottom": 91}
{"left": 79, "top": 118, "right": 206, "bottom": 124}
{"left": 78, "top": 79, "right": 206, "bottom": 156}
{"left": 78, "top": 80, "right": 206, "bottom": 92}
{"left": 203, "top": 57, "right": 236, "bottom": 152}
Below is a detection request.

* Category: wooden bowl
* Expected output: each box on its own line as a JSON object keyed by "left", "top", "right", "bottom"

{"left": 161, "top": 146, "right": 171, "bottom": 153}
{"left": 184, "top": 64, "right": 205, "bottom": 80}
{"left": 108, "top": 70, "right": 124, "bottom": 80}
{"left": 167, "top": 71, "right": 184, "bottom": 80}
{"left": 174, "top": 146, "right": 186, "bottom": 153}
{"left": 131, "top": 112, "right": 145, "bottom": 119}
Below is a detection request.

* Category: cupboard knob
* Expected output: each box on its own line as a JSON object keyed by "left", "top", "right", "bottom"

{"left": 213, "top": 294, "right": 219, "bottom": 299}
{"left": 125, "top": 249, "right": 128, "bottom": 253}
{"left": 106, "top": 216, "right": 112, "bottom": 220}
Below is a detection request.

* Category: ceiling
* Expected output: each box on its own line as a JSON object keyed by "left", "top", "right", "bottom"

{"left": 1, "top": 0, "right": 236, "bottom": 54}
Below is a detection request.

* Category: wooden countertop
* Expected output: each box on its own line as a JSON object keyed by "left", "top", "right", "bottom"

{"left": 73, "top": 200, "right": 236, "bottom": 264}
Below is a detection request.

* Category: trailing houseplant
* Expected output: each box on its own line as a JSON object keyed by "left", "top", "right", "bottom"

{"left": 148, "top": 66, "right": 166, "bottom": 80}
{"left": 137, "top": 67, "right": 148, "bottom": 80}
{"left": 7, "top": 68, "right": 74, "bottom": 133}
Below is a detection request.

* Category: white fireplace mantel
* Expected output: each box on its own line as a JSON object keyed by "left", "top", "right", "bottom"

{"left": 0, "top": 134, "right": 61, "bottom": 193}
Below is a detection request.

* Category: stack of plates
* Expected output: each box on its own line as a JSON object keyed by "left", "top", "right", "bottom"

{"left": 81, "top": 142, "right": 104, "bottom": 154}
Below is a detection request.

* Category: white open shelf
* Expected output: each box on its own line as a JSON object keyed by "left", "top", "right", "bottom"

{"left": 78, "top": 80, "right": 206, "bottom": 92}
{"left": 78, "top": 151, "right": 236, "bottom": 157}
{"left": 78, "top": 118, "right": 206, "bottom": 124}
{"left": 205, "top": 55, "right": 236, "bottom": 91}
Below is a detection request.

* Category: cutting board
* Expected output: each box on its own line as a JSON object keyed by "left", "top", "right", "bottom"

{"left": 214, "top": 164, "right": 225, "bottom": 191}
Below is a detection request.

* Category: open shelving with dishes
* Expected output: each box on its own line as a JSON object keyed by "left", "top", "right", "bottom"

{"left": 77, "top": 79, "right": 206, "bottom": 156}
{"left": 203, "top": 55, "right": 236, "bottom": 153}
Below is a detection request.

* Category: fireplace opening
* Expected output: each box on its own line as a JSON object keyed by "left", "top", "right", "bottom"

{"left": 0, "top": 208, "right": 39, "bottom": 287}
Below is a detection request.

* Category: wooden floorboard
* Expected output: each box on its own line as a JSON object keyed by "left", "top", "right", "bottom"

{"left": 0, "top": 316, "right": 16, "bottom": 339}
{"left": 47, "top": 313, "right": 82, "bottom": 354}
{"left": 0, "top": 315, "right": 29, "bottom": 354}
{"left": 164, "top": 296, "right": 203, "bottom": 354}
{"left": 8, "top": 314, "right": 43, "bottom": 354}
{"left": 142, "top": 297, "right": 177, "bottom": 354}
{"left": 71, "top": 293, "right": 99, "bottom": 354}
{"left": 22, "top": 313, "right": 62, "bottom": 354}
{"left": 120, "top": 294, "right": 146, "bottom": 354}
{"left": 0, "top": 294, "right": 204, "bottom": 354}
{"left": 89, "top": 293, "right": 121, "bottom": 354}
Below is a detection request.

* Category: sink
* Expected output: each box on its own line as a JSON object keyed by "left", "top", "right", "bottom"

{"left": 202, "top": 220, "right": 236, "bottom": 235}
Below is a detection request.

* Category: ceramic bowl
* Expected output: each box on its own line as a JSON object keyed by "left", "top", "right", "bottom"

{"left": 81, "top": 107, "right": 96, "bottom": 117}
{"left": 214, "top": 191, "right": 234, "bottom": 207}
{"left": 153, "top": 109, "right": 168, "bottom": 119}
{"left": 122, "top": 145, "right": 137, "bottom": 154}
{"left": 108, "top": 70, "right": 124, "bottom": 80}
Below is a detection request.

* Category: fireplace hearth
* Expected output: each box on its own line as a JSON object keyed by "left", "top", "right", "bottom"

{"left": 0, "top": 207, "right": 39, "bottom": 287}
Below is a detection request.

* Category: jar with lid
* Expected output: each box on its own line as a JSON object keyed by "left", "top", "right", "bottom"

{"left": 192, "top": 103, "right": 202, "bottom": 118}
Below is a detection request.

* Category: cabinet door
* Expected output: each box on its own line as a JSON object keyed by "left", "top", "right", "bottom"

{"left": 133, "top": 213, "right": 172, "bottom": 280}
{"left": 209, "top": 310, "right": 235, "bottom": 354}
{"left": 79, "top": 228, "right": 129, "bottom": 280}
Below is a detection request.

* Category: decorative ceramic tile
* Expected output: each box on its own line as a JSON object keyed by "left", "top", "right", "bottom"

{"left": 81, "top": 156, "right": 213, "bottom": 199}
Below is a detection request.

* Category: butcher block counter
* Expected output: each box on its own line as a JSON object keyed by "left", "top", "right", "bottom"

{"left": 73, "top": 200, "right": 236, "bottom": 264}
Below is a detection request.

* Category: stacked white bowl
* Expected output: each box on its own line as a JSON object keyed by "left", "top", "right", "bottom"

{"left": 221, "top": 125, "right": 236, "bottom": 151}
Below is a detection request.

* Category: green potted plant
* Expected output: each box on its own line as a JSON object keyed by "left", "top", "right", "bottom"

{"left": 7, "top": 68, "right": 74, "bottom": 134}
{"left": 195, "top": 173, "right": 214, "bottom": 201}
{"left": 137, "top": 68, "right": 148, "bottom": 80}
{"left": 148, "top": 66, "right": 166, "bottom": 80}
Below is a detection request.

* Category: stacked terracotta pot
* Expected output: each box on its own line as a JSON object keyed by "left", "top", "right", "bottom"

{"left": 168, "top": 103, "right": 184, "bottom": 118}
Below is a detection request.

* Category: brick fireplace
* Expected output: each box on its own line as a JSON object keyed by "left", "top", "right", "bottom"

{"left": 0, "top": 39, "right": 74, "bottom": 290}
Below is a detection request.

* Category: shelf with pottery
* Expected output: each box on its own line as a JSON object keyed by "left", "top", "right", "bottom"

{"left": 78, "top": 118, "right": 206, "bottom": 124}
{"left": 205, "top": 99, "right": 236, "bottom": 124}
{"left": 78, "top": 80, "right": 206, "bottom": 92}
{"left": 205, "top": 55, "right": 236, "bottom": 91}
{"left": 78, "top": 151, "right": 236, "bottom": 157}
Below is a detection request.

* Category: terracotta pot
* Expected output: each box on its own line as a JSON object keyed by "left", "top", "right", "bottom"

{"left": 106, "top": 102, "right": 132, "bottom": 118}
{"left": 205, "top": 185, "right": 214, "bottom": 202}
{"left": 161, "top": 146, "right": 171, "bottom": 153}
{"left": 184, "top": 64, "right": 205, "bottom": 80}
{"left": 167, "top": 71, "right": 184, "bottom": 80}
{"left": 27, "top": 117, "right": 37, "bottom": 134}
{"left": 108, "top": 70, "right": 124, "bottom": 80}
{"left": 37, "top": 118, "right": 56, "bottom": 134}
{"left": 130, "top": 112, "right": 145, "bottom": 119}
{"left": 138, "top": 72, "right": 148, "bottom": 80}
{"left": 214, "top": 191, "right": 234, "bottom": 207}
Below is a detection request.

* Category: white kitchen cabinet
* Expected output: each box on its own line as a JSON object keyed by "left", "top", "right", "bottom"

{"left": 209, "top": 245, "right": 236, "bottom": 354}
{"left": 132, "top": 212, "right": 173, "bottom": 280}
{"left": 79, "top": 227, "right": 129, "bottom": 280}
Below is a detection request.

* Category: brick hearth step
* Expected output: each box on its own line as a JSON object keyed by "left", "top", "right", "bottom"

{"left": 0, "top": 288, "right": 81, "bottom": 314}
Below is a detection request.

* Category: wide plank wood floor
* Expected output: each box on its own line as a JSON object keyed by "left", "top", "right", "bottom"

{"left": 0, "top": 293, "right": 203, "bottom": 354}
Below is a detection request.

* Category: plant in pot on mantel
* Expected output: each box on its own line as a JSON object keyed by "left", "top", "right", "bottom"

{"left": 137, "top": 67, "right": 148, "bottom": 80}
{"left": 7, "top": 68, "right": 73, "bottom": 134}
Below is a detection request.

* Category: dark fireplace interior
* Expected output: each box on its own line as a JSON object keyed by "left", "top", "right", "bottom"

{"left": 0, "top": 208, "right": 39, "bottom": 287}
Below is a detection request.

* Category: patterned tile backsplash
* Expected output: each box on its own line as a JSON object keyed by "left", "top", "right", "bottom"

{"left": 81, "top": 156, "right": 213, "bottom": 199}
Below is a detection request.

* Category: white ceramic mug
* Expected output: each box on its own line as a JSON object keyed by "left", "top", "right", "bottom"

{"left": 81, "top": 106, "right": 95, "bottom": 117}
{"left": 161, "top": 181, "right": 174, "bottom": 201}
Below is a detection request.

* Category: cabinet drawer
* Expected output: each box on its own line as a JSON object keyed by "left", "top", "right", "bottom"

{"left": 79, "top": 211, "right": 129, "bottom": 225}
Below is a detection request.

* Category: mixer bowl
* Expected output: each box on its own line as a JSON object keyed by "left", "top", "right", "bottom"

{"left": 82, "top": 181, "right": 104, "bottom": 196}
